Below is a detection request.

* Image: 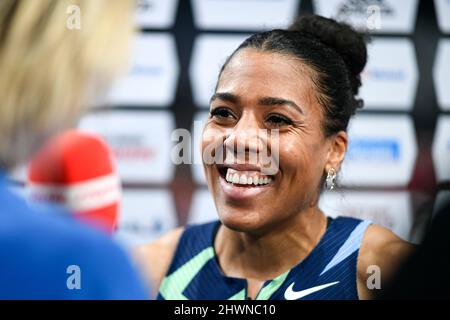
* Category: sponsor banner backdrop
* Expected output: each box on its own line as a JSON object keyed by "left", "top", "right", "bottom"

{"left": 79, "top": 111, "right": 175, "bottom": 184}
{"left": 433, "top": 39, "right": 450, "bottom": 111}
{"left": 192, "top": 0, "right": 301, "bottom": 31}
{"left": 319, "top": 191, "right": 414, "bottom": 242}
{"left": 434, "top": 0, "right": 450, "bottom": 33}
{"left": 135, "top": 0, "right": 179, "bottom": 29}
{"left": 116, "top": 189, "right": 178, "bottom": 246}
{"left": 107, "top": 33, "right": 179, "bottom": 107}
{"left": 360, "top": 38, "right": 418, "bottom": 110}
{"left": 341, "top": 114, "right": 418, "bottom": 187}
{"left": 313, "top": 0, "right": 419, "bottom": 33}
{"left": 432, "top": 116, "right": 450, "bottom": 183}
{"left": 57, "top": 1, "right": 437, "bottom": 245}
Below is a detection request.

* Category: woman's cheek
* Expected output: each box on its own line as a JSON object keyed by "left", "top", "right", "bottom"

{"left": 278, "top": 140, "right": 305, "bottom": 172}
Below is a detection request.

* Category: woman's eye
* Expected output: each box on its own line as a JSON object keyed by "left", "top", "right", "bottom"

{"left": 266, "top": 114, "right": 293, "bottom": 127}
{"left": 210, "top": 107, "right": 235, "bottom": 119}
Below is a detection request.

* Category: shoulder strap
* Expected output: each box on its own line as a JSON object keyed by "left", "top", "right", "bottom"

{"left": 319, "top": 217, "right": 372, "bottom": 276}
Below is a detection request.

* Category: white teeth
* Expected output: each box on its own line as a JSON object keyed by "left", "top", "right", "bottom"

{"left": 224, "top": 168, "right": 272, "bottom": 186}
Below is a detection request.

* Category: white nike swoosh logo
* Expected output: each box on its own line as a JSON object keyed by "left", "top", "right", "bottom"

{"left": 284, "top": 281, "right": 340, "bottom": 300}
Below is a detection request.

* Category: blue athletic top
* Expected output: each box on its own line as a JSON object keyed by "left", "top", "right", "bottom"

{"left": 0, "top": 170, "right": 147, "bottom": 299}
{"left": 157, "top": 216, "right": 372, "bottom": 300}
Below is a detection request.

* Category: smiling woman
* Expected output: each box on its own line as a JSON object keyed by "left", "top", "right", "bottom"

{"left": 134, "top": 14, "right": 414, "bottom": 300}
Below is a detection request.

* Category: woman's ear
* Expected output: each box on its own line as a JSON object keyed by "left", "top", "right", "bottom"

{"left": 325, "top": 130, "right": 348, "bottom": 172}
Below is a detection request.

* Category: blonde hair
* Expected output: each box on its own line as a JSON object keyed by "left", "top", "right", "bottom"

{"left": 0, "top": 0, "right": 135, "bottom": 169}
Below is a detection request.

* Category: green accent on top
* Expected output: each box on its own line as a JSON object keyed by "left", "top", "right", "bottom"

{"left": 158, "top": 247, "right": 215, "bottom": 300}
{"left": 256, "top": 270, "right": 290, "bottom": 300}
{"left": 158, "top": 245, "right": 291, "bottom": 300}
{"left": 228, "top": 289, "right": 246, "bottom": 300}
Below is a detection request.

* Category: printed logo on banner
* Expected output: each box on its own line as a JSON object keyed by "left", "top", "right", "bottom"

{"left": 359, "top": 38, "right": 418, "bottom": 110}
{"left": 191, "top": 112, "right": 209, "bottom": 185}
{"left": 319, "top": 191, "right": 415, "bottom": 242}
{"left": 313, "top": 0, "right": 419, "bottom": 33}
{"left": 433, "top": 39, "right": 450, "bottom": 111}
{"left": 135, "top": 0, "right": 179, "bottom": 29}
{"left": 190, "top": 35, "right": 249, "bottom": 108}
{"left": 434, "top": 0, "right": 450, "bottom": 33}
{"left": 188, "top": 189, "right": 217, "bottom": 224}
{"left": 107, "top": 34, "right": 179, "bottom": 107}
{"left": 115, "top": 190, "right": 177, "bottom": 246}
{"left": 432, "top": 116, "right": 450, "bottom": 183}
{"left": 340, "top": 114, "right": 417, "bottom": 187}
{"left": 79, "top": 111, "right": 175, "bottom": 184}
{"left": 347, "top": 139, "right": 400, "bottom": 162}
{"left": 192, "top": 0, "right": 301, "bottom": 31}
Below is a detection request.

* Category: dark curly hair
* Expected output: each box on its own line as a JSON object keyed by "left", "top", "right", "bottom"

{"left": 217, "top": 14, "right": 369, "bottom": 137}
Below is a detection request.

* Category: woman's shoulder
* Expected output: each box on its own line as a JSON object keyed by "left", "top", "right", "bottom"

{"left": 359, "top": 224, "right": 415, "bottom": 265}
{"left": 356, "top": 223, "right": 415, "bottom": 299}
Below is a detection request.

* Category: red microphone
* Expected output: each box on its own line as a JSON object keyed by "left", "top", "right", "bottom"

{"left": 27, "top": 130, "right": 121, "bottom": 234}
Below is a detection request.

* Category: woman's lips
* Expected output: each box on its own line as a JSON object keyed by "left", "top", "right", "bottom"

{"left": 218, "top": 167, "right": 274, "bottom": 201}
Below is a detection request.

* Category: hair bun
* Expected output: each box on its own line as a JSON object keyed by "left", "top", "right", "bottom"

{"left": 289, "top": 15, "right": 368, "bottom": 78}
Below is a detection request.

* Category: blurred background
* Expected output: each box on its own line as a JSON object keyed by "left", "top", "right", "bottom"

{"left": 9, "top": 0, "right": 450, "bottom": 246}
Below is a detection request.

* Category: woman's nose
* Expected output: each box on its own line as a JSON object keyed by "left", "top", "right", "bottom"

{"left": 223, "top": 113, "right": 264, "bottom": 161}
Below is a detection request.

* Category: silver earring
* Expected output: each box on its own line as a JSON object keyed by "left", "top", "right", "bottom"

{"left": 325, "top": 168, "right": 337, "bottom": 191}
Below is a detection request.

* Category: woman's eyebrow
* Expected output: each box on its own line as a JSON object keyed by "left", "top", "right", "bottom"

{"left": 210, "top": 93, "right": 304, "bottom": 115}
{"left": 258, "top": 96, "right": 304, "bottom": 114}
{"left": 210, "top": 92, "right": 239, "bottom": 104}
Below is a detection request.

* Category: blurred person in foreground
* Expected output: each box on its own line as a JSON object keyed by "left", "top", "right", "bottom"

{"left": 379, "top": 195, "right": 450, "bottom": 299}
{"left": 0, "top": 0, "right": 147, "bottom": 299}
{"left": 135, "top": 15, "right": 415, "bottom": 300}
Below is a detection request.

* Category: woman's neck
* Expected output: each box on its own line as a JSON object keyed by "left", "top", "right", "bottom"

{"left": 214, "top": 207, "right": 328, "bottom": 281}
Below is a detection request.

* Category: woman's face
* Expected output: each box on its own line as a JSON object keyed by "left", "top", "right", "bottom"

{"left": 202, "top": 48, "right": 345, "bottom": 234}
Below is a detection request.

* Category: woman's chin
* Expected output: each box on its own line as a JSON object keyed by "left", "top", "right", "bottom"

{"left": 218, "top": 209, "right": 265, "bottom": 234}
